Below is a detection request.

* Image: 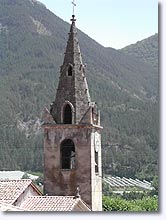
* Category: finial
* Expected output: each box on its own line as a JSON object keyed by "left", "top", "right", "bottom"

{"left": 73, "top": 185, "right": 80, "bottom": 199}
{"left": 71, "top": 14, "right": 76, "bottom": 22}
{"left": 71, "top": 0, "right": 76, "bottom": 20}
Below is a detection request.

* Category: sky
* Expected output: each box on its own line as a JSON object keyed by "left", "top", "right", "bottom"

{"left": 38, "top": 0, "right": 158, "bottom": 49}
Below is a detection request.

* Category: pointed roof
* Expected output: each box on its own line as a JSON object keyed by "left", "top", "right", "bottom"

{"left": 50, "top": 15, "right": 91, "bottom": 124}
{"left": 63, "top": 15, "right": 83, "bottom": 66}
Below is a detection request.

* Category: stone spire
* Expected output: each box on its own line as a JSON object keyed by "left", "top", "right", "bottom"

{"left": 50, "top": 15, "right": 91, "bottom": 124}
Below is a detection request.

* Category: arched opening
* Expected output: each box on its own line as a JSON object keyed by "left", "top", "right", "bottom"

{"left": 68, "top": 65, "right": 73, "bottom": 76}
{"left": 61, "top": 139, "right": 75, "bottom": 169}
{"left": 63, "top": 104, "right": 72, "bottom": 124}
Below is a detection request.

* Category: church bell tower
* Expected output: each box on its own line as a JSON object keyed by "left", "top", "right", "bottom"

{"left": 43, "top": 14, "right": 103, "bottom": 211}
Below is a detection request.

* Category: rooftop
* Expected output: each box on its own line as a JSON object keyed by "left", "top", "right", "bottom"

{"left": 0, "top": 201, "right": 26, "bottom": 211}
{"left": 0, "top": 179, "right": 41, "bottom": 204}
{"left": 20, "top": 196, "right": 91, "bottom": 211}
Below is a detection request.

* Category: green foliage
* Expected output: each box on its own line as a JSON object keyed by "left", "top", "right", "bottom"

{"left": 102, "top": 195, "right": 158, "bottom": 211}
{"left": 29, "top": 171, "right": 44, "bottom": 185}
{"left": 0, "top": 0, "right": 159, "bottom": 181}
{"left": 149, "top": 176, "right": 159, "bottom": 196}
{"left": 151, "top": 176, "right": 159, "bottom": 190}
{"left": 102, "top": 181, "right": 113, "bottom": 197}
{"left": 120, "top": 34, "right": 158, "bottom": 70}
{"left": 122, "top": 191, "right": 146, "bottom": 200}
{"left": 21, "top": 172, "right": 30, "bottom": 179}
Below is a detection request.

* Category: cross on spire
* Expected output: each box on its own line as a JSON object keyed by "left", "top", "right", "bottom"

{"left": 71, "top": 0, "right": 76, "bottom": 16}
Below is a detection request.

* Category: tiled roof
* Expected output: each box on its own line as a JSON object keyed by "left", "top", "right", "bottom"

{"left": 0, "top": 179, "right": 34, "bottom": 204}
{"left": 0, "top": 201, "right": 26, "bottom": 211}
{"left": 20, "top": 196, "right": 89, "bottom": 211}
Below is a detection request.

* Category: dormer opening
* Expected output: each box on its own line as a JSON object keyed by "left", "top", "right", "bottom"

{"left": 61, "top": 101, "right": 74, "bottom": 124}
{"left": 67, "top": 65, "right": 73, "bottom": 76}
{"left": 63, "top": 104, "right": 72, "bottom": 124}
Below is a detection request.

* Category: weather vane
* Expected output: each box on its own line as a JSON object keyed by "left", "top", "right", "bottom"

{"left": 71, "top": 0, "right": 76, "bottom": 16}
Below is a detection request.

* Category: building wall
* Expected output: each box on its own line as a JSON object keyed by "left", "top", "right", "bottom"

{"left": 91, "top": 129, "right": 102, "bottom": 211}
{"left": 44, "top": 125, "right": 93, "bottom": 207}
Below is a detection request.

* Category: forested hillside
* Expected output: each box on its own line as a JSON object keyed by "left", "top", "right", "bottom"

{"left": 0, "top": 0, "right": 158, "bottom": 180}
{"left": 120, "top": 34, "right": 158, "bottom": 70}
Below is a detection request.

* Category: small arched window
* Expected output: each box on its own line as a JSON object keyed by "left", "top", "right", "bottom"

{"left": 63, "top": 104, "right": 72, "bottom": 124}
{"left": 68, "top": 65, "right": 73, "bottom": 76}
{"left": 61, "top": 139, "right": 75, "bottom": 170}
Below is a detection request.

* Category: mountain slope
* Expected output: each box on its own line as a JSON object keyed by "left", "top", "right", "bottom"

{"left": 0, "top": 0, "right": 159, "bottom": 179}
{"left": 120, "top": 34, "right": 158, "bottom": 69}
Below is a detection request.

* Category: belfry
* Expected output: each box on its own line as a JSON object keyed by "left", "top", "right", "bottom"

{"left": 43, "top": 13, "right": 103, "bottom": 211}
